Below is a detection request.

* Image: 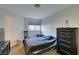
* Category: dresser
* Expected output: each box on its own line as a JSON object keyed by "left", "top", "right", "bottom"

{"left": 57, "top": 28, "right": 79, "bottom": 55}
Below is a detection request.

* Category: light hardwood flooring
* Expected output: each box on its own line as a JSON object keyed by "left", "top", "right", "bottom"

{"left": 42, "top": 49, "right": 59, "bottom": 55}
{"left": 9, "top": 44, "right": 26, "bottom": 55}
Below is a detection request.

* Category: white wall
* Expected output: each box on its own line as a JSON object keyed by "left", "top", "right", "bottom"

{"left": 5, "top": 16, "right": 24, "bottom": 41}
{"left": 24, "top": 18, "right": 29, "bottom": 31}
{"left": 0, "top": 15, "right": 4, "bottom": 42}
{"left": 0, "top": 15, "right": 4, "bottom": 28}
{"left": 24, "top": 18, "right": 40, "bottom": 37}
{"left": 0, "top": 7, "right": 24, "bottom": 42}
{"left": 42, "top": 5, "right": 79, "bottom": 37}
{"left": 28, "top": 31, "right": 40, "bottom": 37}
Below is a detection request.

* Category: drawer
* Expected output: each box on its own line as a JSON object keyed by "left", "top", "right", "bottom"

{"left": 63, "top": 38, "right": 72, "bottom": 42}
{"left": 58, "top": 40, "right": 72, "bottom": 46}
{"left": 58, "top": 31, "right": 72, "bottom": 36}
{"left": 57, "top": 31, "right": 73, "bottom": 37}
{"left": 58, "top": 35, "right": 72, "bottom": 39}
{"left": 57, "top": 28, "right": 72, "bottom": 32}
{"left": 57, "top": 37, "right": 72, "bottom": 42}
{"left": 58, "top": 49, "right": 71, "bottom": 55}
{"left": 58, "top": 44, "right": 72, "bottom": 54}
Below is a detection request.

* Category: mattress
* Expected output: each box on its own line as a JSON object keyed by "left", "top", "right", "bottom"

{"left": 25, "top": 37, "right": 56, "bottom": 47}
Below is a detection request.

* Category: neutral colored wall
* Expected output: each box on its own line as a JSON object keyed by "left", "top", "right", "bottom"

{"left": 0, "top": 8, "right": 24, "bottom": 42}
{"left": 28, "top": 31, "right": 40, "bottom": 37}
{"left": 24, "top": 18, "right": 29, "bottom": 31}
{"left": 24, "top": 18, "right": 40, "bottom": 37}
{"left": 41, "top": 5, "right": 79, "bottom": 37}
{"left": 0, "top": 15, "right": 4, "bottom": 28}
{"left": 5, "top": 16, "right": 24, "bottom": 41}
{"left": 0, "top": 15, "right": 4, "bottom": 42}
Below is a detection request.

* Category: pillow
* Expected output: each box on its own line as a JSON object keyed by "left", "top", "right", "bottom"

{"left": 46, "top": 36, "right": 55, "bottom": 40}
{"left": 37, "top": 34, "right": 44, "bottom": 37}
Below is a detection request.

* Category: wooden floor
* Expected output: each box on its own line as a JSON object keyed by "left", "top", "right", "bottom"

{"left": 9, "top": 44, "right": 26, "bottom": 55}
{"left": 9, "top": 44, "right": 59, "bottom": 55}
{"left": 42, "top": 49, "right": 59, "bottom": 55}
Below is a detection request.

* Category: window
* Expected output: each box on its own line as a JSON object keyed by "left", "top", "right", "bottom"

{"left": 35, "top": 25, "right": 40, "bottom": 30}
{"left": 29, "top": 25, "right": 34, "bottom": 31}
{"left": 29, "top": 25, "right": 40, "bottom": 31}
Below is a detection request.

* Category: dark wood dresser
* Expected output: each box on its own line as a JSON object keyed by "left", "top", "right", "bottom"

{"left": 0, "top": 41, "right": 10, "bottom": 55}
{"left": 57, "top": 28, "right": 79, "bottom": 55}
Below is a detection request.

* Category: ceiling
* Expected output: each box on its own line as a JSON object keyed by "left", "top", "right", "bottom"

{"left": 0, "top": 4, "right": 72, "bottom": 19}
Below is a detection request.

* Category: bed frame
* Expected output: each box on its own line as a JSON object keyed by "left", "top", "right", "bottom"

{"left": 23, "top": 39, "right": 56, "bottom": 55}
{"left": 23, "top": 31, "right": 56, "bottom": 54}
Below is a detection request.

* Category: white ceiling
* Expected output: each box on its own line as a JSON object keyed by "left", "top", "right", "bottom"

{"left": 0, "top": 4, "right": 72, "bottom": 19}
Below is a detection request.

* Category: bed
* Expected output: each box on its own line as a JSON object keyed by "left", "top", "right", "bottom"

{"left": 23, "top": 35, "right": 56, "bottom": 55}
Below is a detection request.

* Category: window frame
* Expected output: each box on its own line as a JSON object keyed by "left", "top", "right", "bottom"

{"left": 28, "top": 25, "right": 40, "bottom": 31}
